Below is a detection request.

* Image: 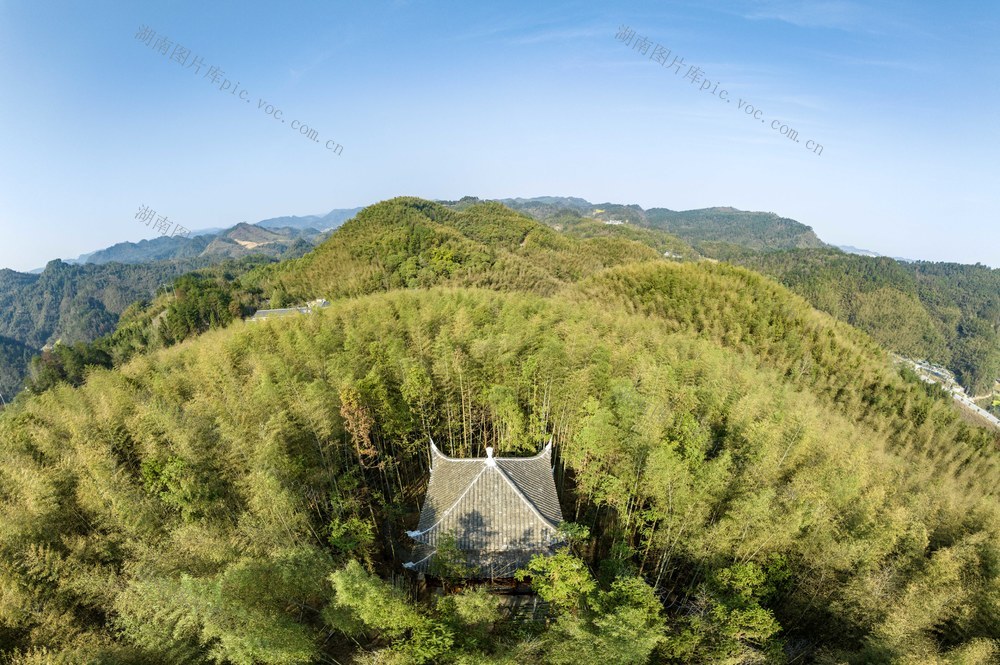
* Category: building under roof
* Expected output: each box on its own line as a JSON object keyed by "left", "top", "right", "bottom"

{"left": 403, "top": 440, "right": 564, "bottom": 578}
{"left": 249, "top": 298, "right": 330, "bottom": 321}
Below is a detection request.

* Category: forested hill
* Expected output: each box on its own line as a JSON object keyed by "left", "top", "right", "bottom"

{"left": 493, "top": 196, "right": 828, "bottom": 252}
{"left": 728, "top": 248, "right": 1000, "bottom": 396}
{"left": 0, "top": 259, "right": 217, "bottom": 347}
{"left": 0, "top": 228, "right": 323, "bottom": 396}
{"left": 249, "top": 197, "right": 667, "bottom": 304}
{"left": 1, "top": 197, "right": 998, "bottom": 663}
{"left": 643, "top": 207, "right": 827, "bottom": 250}
{"left": 0, "top": 258, "right": 219, "bottom": 396}
{"left": 489, "top": 197, "right": 995, "bottom": 400}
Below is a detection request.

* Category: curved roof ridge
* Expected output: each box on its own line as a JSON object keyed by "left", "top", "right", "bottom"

{"left": 430, "top": 438, "right": 484, "bottom": 462}
{"left": 410, "top": 464, "right": 489, "bottom": 538}
{"left": 429, "top": 438, "right": 553, "bottom": 463}
{"left": 491, "top": 463, "right": 561, "bottom": 532}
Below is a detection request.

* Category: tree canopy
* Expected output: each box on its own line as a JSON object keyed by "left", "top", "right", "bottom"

{"left": 1, "top": 198, "right": 998, "bottom": 663}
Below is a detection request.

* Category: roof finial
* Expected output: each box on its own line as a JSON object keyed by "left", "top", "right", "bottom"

{"left": 485, "top": 446, "right": 496, "bottom": 466}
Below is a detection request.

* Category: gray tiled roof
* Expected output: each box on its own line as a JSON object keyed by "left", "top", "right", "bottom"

{"left": 249, "top": 307, "right": 309, "bottom": 320}
{"left": 404, "top": 441, "right": 564, "bottom": 578}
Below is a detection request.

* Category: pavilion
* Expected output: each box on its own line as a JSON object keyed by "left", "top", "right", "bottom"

{"left": 403, "top": 440, "right": 564, "bottom": 578}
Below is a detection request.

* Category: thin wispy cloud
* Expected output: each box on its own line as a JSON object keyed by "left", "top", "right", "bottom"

{"left": 509, "top": 26, "right": 606, "bottom": 45}
{"left": 732, "top": 0, "right": 934, "bottom": 38}
{"left": 741, "top": 0, "right": 869, "bottom": 29}
{"left": 288, "top": 50, "right": 336, "bottom": 82}
{"left": 817, "top": 52, "right": 928, "bottom": 73}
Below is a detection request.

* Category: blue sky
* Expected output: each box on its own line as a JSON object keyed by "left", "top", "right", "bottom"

{"left": 0, "top": 0, "right": 997, "bottom": 271}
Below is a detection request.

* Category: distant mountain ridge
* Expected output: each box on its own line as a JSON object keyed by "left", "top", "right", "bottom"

{"left": 495, "top": 196, "right": 828, "bottom": 252}
{"left": 61, "top": 208, "right": 364, "bottom": 267}
{"left": 838, "top": 244, "right": 918, "bottom": 263}
{"left": 0, "top": 228, "right": 327, "bottom": 397}
{"left": 644, "top": 207, "right": 827, "bottom": 250}
{"left": 72, "top": 223, "right": 321, "bottom": 266}
{"left": 838, "top": 244, "right": 881, "bottom": 257}
{"left": 0, "top": 208, "right": 366, "bottom": 398}
{"left": 255, "top": 207, "right": 364, "bottom": 231}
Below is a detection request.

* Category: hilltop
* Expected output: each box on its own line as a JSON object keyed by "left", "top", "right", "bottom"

{"left": 251, "top": 197, "right": 667, "bottom": 303}
{"left": 1, "top": 197, "right": 997, "bottom": 663}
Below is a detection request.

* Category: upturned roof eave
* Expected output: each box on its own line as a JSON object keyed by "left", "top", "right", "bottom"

{"left": 429, "top": 437, "right": 553, "bottom": 463}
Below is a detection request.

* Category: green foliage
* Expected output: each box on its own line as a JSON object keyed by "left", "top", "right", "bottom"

{"left": 158, "top": 274, "right": 244, "bottom": 344}
{"left": 246, "top": 197, "right": 663, "bottom": 303}
{"left": 328, "top": 560, "right": 423, "bottom": 639}
{"left": 0, "top": 258, "right": 206, "bottom": 350}
{"left": 498, "top": 197, "right": 823, "bottom": 254}
{"left": 516, "top": 549, "right": 596, "bottom": 614}
{"left": 20, "top": 260, "right": 268, "bottom": 395}
{"left": 521, "top": 551, "right": 665, "bottom": 664}
{"left": 729, "top": 248, "right": 1000, "bottom": 395}
{"left": 117, "top": 547, "right": 332, "bottom": 665}
{"left": 555, "top": 521, "right": 590, "bottom": 548}
{"left": 0, "top": 335, "right": 39, "bottom": 399}
{"left": 327, "top": 515, "right": 376, "bottom": 563}
{"left": 328, "top": 561, "right": 457, "bottom": 664}
{"left": 0, "top": 197, "right": 998, "bottom": 663}
{"left": 664, "top": 562, "right": 783, "bottom": 664}
{"left": 26, "top": 341, "right": 112, "bottom": 394}
{"left": 644, "top": 207, "right": 827, "bottom": 251}
{"left": 429, "top": 532, "right": 477, "bottom": 582}
{"left": 437, "top": 587, "right": 500, "bottom": 647}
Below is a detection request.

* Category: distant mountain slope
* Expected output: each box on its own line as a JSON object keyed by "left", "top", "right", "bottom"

{"left": 253, "top": 214, "right": 325, "bottom": 230}
{"left": 731, "top": 248, "right": 1000, "bottom": 394}
{"left": 501, "top": 195, "right": 590, "bottom": 208}
{"left": 82, "top": 235, "right": 213, "bottom": 264}
{"left": 0, "top": 259, "right": 211, "bottom": 350}
{"left": 0, "top": 335, "right": 33, "bottom": 399}
{"left": 0, "top": 214, "right": 354, "bottom": 397}
{"left": 198, "top": 223, "right": 321, "bottom": 259}
{"left": 81, "top": 223, "right": 322, "bottom": 265}
{"left": 535, "top": 212, "right": 697, "bottom": 260}
{"left": 497, "top": 196, "right": 828, "bottom": 252}
{"left": 255, "top": 206, "right": 364, "bottom": 231}
{"left": 644, "top": 207, "right": 828, "bottom": 251}
{"left": 0, "top": 246, "right": 314, "bottom": 395}
{"left": 837, "top": 244, "right": 919, "bottom": 263}
{"left": 837, "top": 244, "right": 881, "bottom": 257}
{"left": 494, "top": 196, "right": 593, "bottom": 219}
{"left": 251, "top": 197, "right": 665, "bottom": 303}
